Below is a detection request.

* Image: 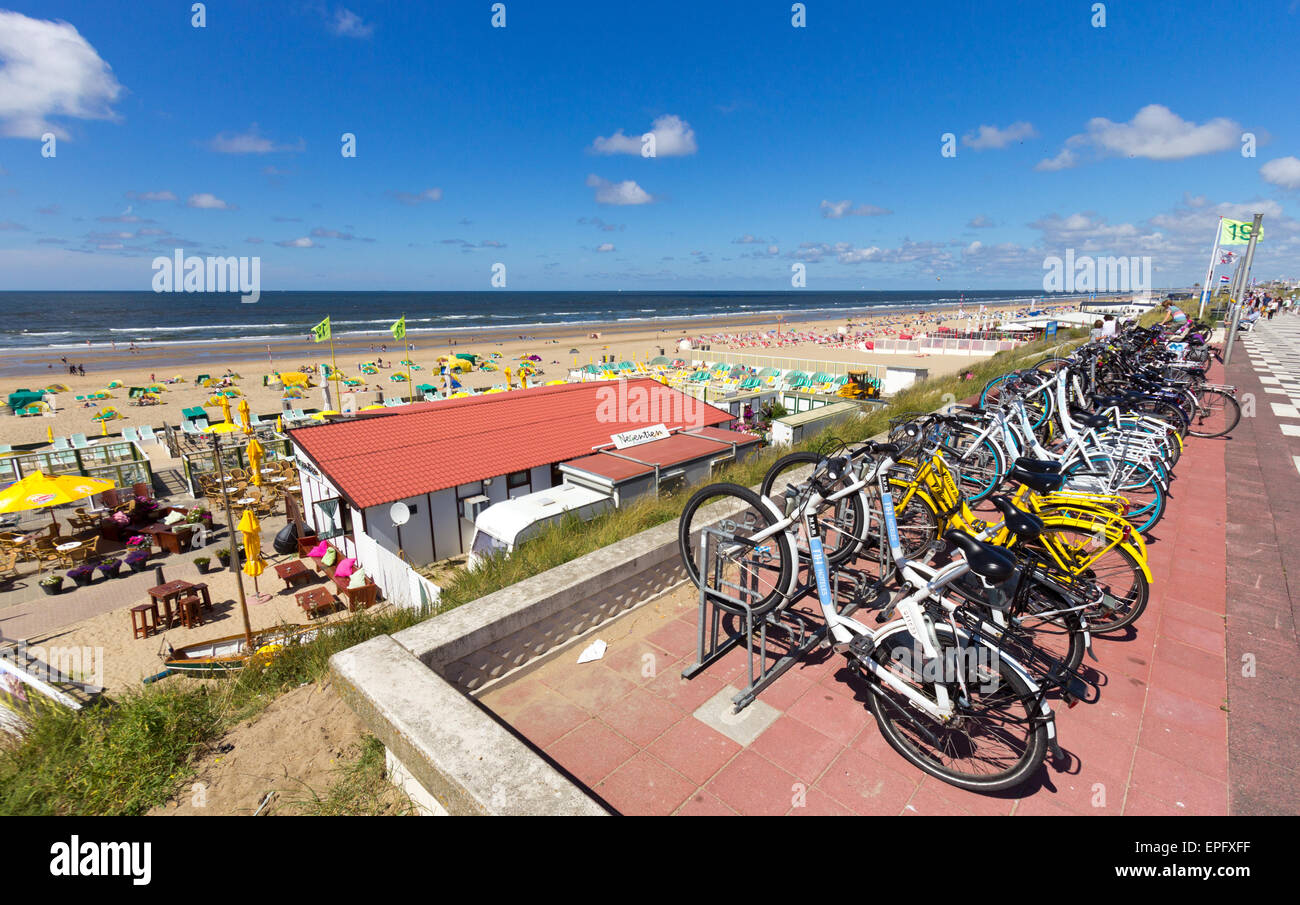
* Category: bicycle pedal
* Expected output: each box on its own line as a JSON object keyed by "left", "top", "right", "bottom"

{"left": 846, "top": 635, "right": 875, "bottom": 661}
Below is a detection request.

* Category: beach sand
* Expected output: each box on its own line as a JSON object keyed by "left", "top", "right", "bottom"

{"left": 1, "top": 301, "right": 1080, "bottom": 447}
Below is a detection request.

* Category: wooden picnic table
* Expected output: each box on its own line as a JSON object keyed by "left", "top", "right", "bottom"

{"left": 295, "top": 586, "right": 334, "bottom": 619}
{"left": 148, "top": 579, "right": 194, "bottom": 629}
{"left": 274, "top": 559, "right": 313, "bottom": 590}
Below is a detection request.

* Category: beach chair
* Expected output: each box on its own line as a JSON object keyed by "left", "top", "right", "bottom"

{"left": 181, "top": 421, "right": 198, "bottom": 436}
{"left": 122, "top": 427, "right": 140, "bottom": 443}
{"left": 139, "top": 425, "right": 158, "bottom": 445}
{"left": 51, "top": 436, "right": 70, "bottom": 450}
{"left": 195, "top": 418, "right": 209, "bottom": 431}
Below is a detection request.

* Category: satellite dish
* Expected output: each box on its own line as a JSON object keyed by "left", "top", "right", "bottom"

{"left": 389, "top": 502, "right": 411, "bottom": 526}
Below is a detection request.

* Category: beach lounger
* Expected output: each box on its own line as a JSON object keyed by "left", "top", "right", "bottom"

{"left": 181, "top": 421, "right": 198, "bottom": 436}
{"left": 122, "top": 427, "right": 139, "bottom": 443}
{"left": 139, "top": 425, "right": 158, "bottom": 444}
{"left": 71, "top": 434, "right": 91, "bottom": 448}
{"left": 195, "top": 419, "right": 209, "bottom": 431}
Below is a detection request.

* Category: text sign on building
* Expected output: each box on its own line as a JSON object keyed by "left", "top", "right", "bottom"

{"left": 611, "top": 424, "right": 670, "bottom": 449}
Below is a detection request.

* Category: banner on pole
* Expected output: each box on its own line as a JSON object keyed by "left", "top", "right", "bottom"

{"left": 391, "top": 316, "right": 406, "bottom": 341}
{"left": 1220, "top": 219, "right": 1263, "bottom": 245}
{"left": 311, "top": 316, "right": 331, "bottom": 343}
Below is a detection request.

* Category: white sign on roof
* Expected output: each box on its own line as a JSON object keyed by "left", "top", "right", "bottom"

{"left": 611, "top": 423, "right": 670, "bottom": 449}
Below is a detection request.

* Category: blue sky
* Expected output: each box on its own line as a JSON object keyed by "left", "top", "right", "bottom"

{"left": 1, "top": 0, "right": 1298, "bottom": 291}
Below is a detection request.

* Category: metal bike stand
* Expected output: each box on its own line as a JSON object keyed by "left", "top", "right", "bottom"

{"left": 681, "top": 527, "right": 881, "bottom": 713}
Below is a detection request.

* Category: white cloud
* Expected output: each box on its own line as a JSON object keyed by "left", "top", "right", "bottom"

{"left": 0, "top": 11, "right": 123, "bottom": 139}
{"left": 187, "top": 193, "right": 233, "bottom": 210}
{"left": 1039, "top": 105, "right": 1241, "bottom": 170}
{"left": 1035, "top": 147, "right": 1078, "bottom": 172}
{"left": 596, "top": 243, "right": 616, "bottom": 252}
{"left": 591, "top": 114, "right": 697, "bottom": 157}
{"left": 389, "top": 188, "right": 443, "bottom": 205}
{"left": 276, "top": 237, "right": 317, "bottom": 248}
{"left": 962, "top": 121, "right": 1037, "bottom": 150}
{"left": 329, "top": 8, "right": 375, "bottom": 38}
{"left": 586, "top": 174, "right": 655, "bottom": 205}
{"left": 967, "top": 215, "right": 996, "bottom": 228}
{"left": 733, "top": 234, "right": 768, "bottom": 244}
{"left": 127, "top": 190, "right": 177, "bottom": 202}
{"left": 1260, "top": 156, "right": 1300, "bottom": 190}
{"left": 206, "top": 123, "right": 304, "bottom": 154}
{"left": 820, "top": 200, "right": 892, "bottom": 219}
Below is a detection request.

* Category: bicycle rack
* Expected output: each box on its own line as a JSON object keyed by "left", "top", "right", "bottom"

{"left": 681, "top": 526, "right": 885, "bottom": 713}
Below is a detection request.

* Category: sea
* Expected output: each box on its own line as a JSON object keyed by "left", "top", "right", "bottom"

{"left": 0, "top": 289, "right": 1053, "bottom": 352}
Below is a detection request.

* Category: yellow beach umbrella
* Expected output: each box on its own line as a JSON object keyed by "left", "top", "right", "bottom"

{"left": 237, "top": 397, "right": 252, "bottom": 432}
{"left": 236, "top": 507, "right": 267, "bottom": 587}
{"left": 246, "top": 435, "right": 265, "bottom": 486}
{"left": 0, "top": 471, "right": 115, "bottom": 530}
{"left": 219, "top": 394, "right": 232, "bottom": 425}
{"left": 207, "top": 422, "right": 238, "bottom": 434}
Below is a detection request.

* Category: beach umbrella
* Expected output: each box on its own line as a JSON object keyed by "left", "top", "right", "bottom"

{"left": 0, "top": 471, "right": 115, "bottom": 530}
{"left": 246, "top": 435, "right": 265, "bottom": 486}
{"left": 237, "top": 397, "right": 252, "bottom": 432}
{"left": 218, "top": 394, "right": 232, "bottom": 426}
{"left": 207, "top": 422, "right": 238, "bottom": 434}
{"left": 236, "top": 507, "right": 267, "bottom": 594}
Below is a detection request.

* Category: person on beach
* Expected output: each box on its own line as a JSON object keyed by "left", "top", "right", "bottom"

{"left": 78, "top": 364, "right": 85, "bottom": 376}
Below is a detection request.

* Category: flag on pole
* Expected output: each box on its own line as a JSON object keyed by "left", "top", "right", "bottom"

{"left": 1220, "top": 275, "right": 1231, "bottom": 283}
{"left": 311, "top": 316, "right": 331, "bottom": 342}
{"left": 1220, "top": 219, "right": 1263, "bottom": 245}
{"left": 391, "top": 316, "right": 406, "bottom": 340}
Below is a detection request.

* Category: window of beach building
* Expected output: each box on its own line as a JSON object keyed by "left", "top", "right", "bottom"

{"left": 313, "top": 498, "right": 352, "bottom": 540}
{"left": 507, "top": 470, "right": 531, "bottom": 497}
{"left": 456, "top": 481, "right": 485, "bottom": 517}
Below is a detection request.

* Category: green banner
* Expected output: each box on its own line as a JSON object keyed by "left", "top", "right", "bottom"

{"left": 391, "top": 316, "right": 406, "bottom": 340}
{"left": 311, "top": 316, "right": 331, "bottom": 343}
{"left": 1220, "top": 219, "right": 1263, "bottom": 245}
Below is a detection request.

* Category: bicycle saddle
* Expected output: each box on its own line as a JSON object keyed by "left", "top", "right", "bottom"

{"left": 1009, "top": 467, "right": 1065, "bottom": 494}
{"left": 1014, "top": 456, "right": 1061, "bottom": 474}
{"left": 945, "top": 529, "right": 1016, "bottom": 586}
{"left": 1071, "top": 410, "right": 1111, "bottom": 430}
{"left": 989, "top": 495, "right": 1044, "bottom": 540}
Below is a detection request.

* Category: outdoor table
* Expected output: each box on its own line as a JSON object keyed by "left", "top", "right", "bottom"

{"left": 148, "top": 579, "right": 195, "bottom": 628}
{"left": 234, "top": 497, "right": 256, "bottom": 506}
{"left": 285, "top": 484, "right": 300, "bottom": 493}
{"left": 295, "top": 586, "right": 334, "bottom": 619}
{"left": 267, "top": 476, "right": 287, "bottom": 484}
{"left": 275, "top": 559, "right": 313, "bottom": 590}
{"left": 55, "top": 541, "right": 82, "bottom": 553}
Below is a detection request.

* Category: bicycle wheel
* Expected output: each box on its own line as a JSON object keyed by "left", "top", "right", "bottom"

{"left": 1025, "top": 525, "right": 1149, "bottom": 632}
{"left": 758, "top": 451, "right": 865, "bottom": 566}
{"left": 883, "top": 479, "right": 942, "bottom": 559}
{"left": 947, "top": 426, "right": 1005, "bottom": 502}
{"left": 863, "top": 626, "right": 1048, "bottom": 792}
{"left": 1188, "top": 387, "right": 1241, "bottom": 438}
{"left": 678, "top": 483, "right": 792, "bottom": 615}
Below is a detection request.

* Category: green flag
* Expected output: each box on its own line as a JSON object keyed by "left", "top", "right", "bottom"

{"left": 391, "top": 316, "right": 406, "bottom": 340}
{"left": 311, "top": 316, "right": 331, "bottom": 343}
{"left": 1220, "top": 219, "right": 1263, "bottom": 245}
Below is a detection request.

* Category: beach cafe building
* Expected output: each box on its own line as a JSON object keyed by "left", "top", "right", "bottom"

{"left": 286, "top": 378, "right": 743, "bottom": 567}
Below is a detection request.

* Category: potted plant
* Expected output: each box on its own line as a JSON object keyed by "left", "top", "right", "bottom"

{"left": 67, "top": 563, "right": 96, "bottom": 587}
{"left": 39, "top": 575, "right": 62, "bottom": 596}
{"left": 194, "top": 555, "right": 211, "bottom": 574}
{"left": 125, "top": 549, "right": 150, "bottom": 573}
{"left": 127, "top": 534, "right": 150, "bottom": 551}
{"left": 97, "top": 558, "right": 123, "bottom": 579}
{"left": 215, "top": 548, "right": 231, "bottom": 568}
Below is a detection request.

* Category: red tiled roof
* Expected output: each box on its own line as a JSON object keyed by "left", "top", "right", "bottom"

{"left": 288, "top": 379, "right": 732, "bottom": 508}
{"left": 562, "top": 429, "right": 760, "bottom": 483}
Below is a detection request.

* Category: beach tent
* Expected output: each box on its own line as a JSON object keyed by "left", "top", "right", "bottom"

{"left": 454, "top": 353, "right": 478, "bottom": 365}
{"left": 281, "top": 372, "right": 311, "bottom": 388}
{"left": 650, "top": 356, "right": 671, "bottom": 366}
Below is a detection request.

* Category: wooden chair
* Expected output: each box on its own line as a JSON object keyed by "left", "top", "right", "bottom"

{"left": 132, "top": 482, "right": 153, "bottom": 500}
{"left": 176, "top": 594, "right": 204, "bottom": 628}
{"left": 0, "top": 549, "right": 19, "bottom": 581}
{"left": 130, "top": 604, "right": 158, "bottom": 639}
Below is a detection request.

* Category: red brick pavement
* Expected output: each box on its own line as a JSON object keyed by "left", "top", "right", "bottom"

{"left": 479, "top": 427, "right": 1234, "bottom": 814}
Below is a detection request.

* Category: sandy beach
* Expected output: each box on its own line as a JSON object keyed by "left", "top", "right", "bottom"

{"left": 1, "top": 300, "right": 1080, "bottom": 447}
